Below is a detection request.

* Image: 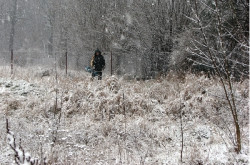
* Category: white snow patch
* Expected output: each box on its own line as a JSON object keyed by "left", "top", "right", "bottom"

{"left": 125, "top": 13, "right": 132, "bottom": 25}
{"left": 120, "top": 34, "right": 125, "bottom": 40}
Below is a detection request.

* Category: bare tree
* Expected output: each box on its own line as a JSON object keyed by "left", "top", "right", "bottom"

{"left": 187, "top": 0, "right": 249, "bottom": 153}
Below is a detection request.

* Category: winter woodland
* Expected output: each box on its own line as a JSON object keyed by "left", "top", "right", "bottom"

{"left": 0, "top": 0, "right": 249, "bottom": 164}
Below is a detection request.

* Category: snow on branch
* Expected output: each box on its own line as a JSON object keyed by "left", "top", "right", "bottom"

{"left": 6, "top": 118, "right": 47, "bottom": 165}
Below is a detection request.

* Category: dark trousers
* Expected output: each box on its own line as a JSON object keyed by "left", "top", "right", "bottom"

{"left": 92, "top": 71, "right": 102, "bottom": 80}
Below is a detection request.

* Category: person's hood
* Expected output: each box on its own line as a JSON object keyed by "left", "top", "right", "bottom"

{"left": 95, "top": 49, "right": 101, "bottom": 55}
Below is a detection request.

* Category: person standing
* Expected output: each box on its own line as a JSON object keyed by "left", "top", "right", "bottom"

{"left": 91, "top": 49, "right": 105, "bottom": 80}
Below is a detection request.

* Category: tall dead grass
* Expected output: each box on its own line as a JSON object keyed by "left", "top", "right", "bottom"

{"left": 0, "top": 66, "right": 248, "bottom": 164}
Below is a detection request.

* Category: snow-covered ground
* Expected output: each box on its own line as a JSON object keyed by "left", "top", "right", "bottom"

{"left": 0, "top": 66, "right": 249, "bottom": 164}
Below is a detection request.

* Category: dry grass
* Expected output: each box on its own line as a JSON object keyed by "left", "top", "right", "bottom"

{"left": 0, "top": 66, "right": 249, "bottom": 164}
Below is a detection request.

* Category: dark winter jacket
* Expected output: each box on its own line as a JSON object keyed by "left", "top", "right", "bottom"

{"left": 91, "top": 50, "right": 105, "bottom": 71}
